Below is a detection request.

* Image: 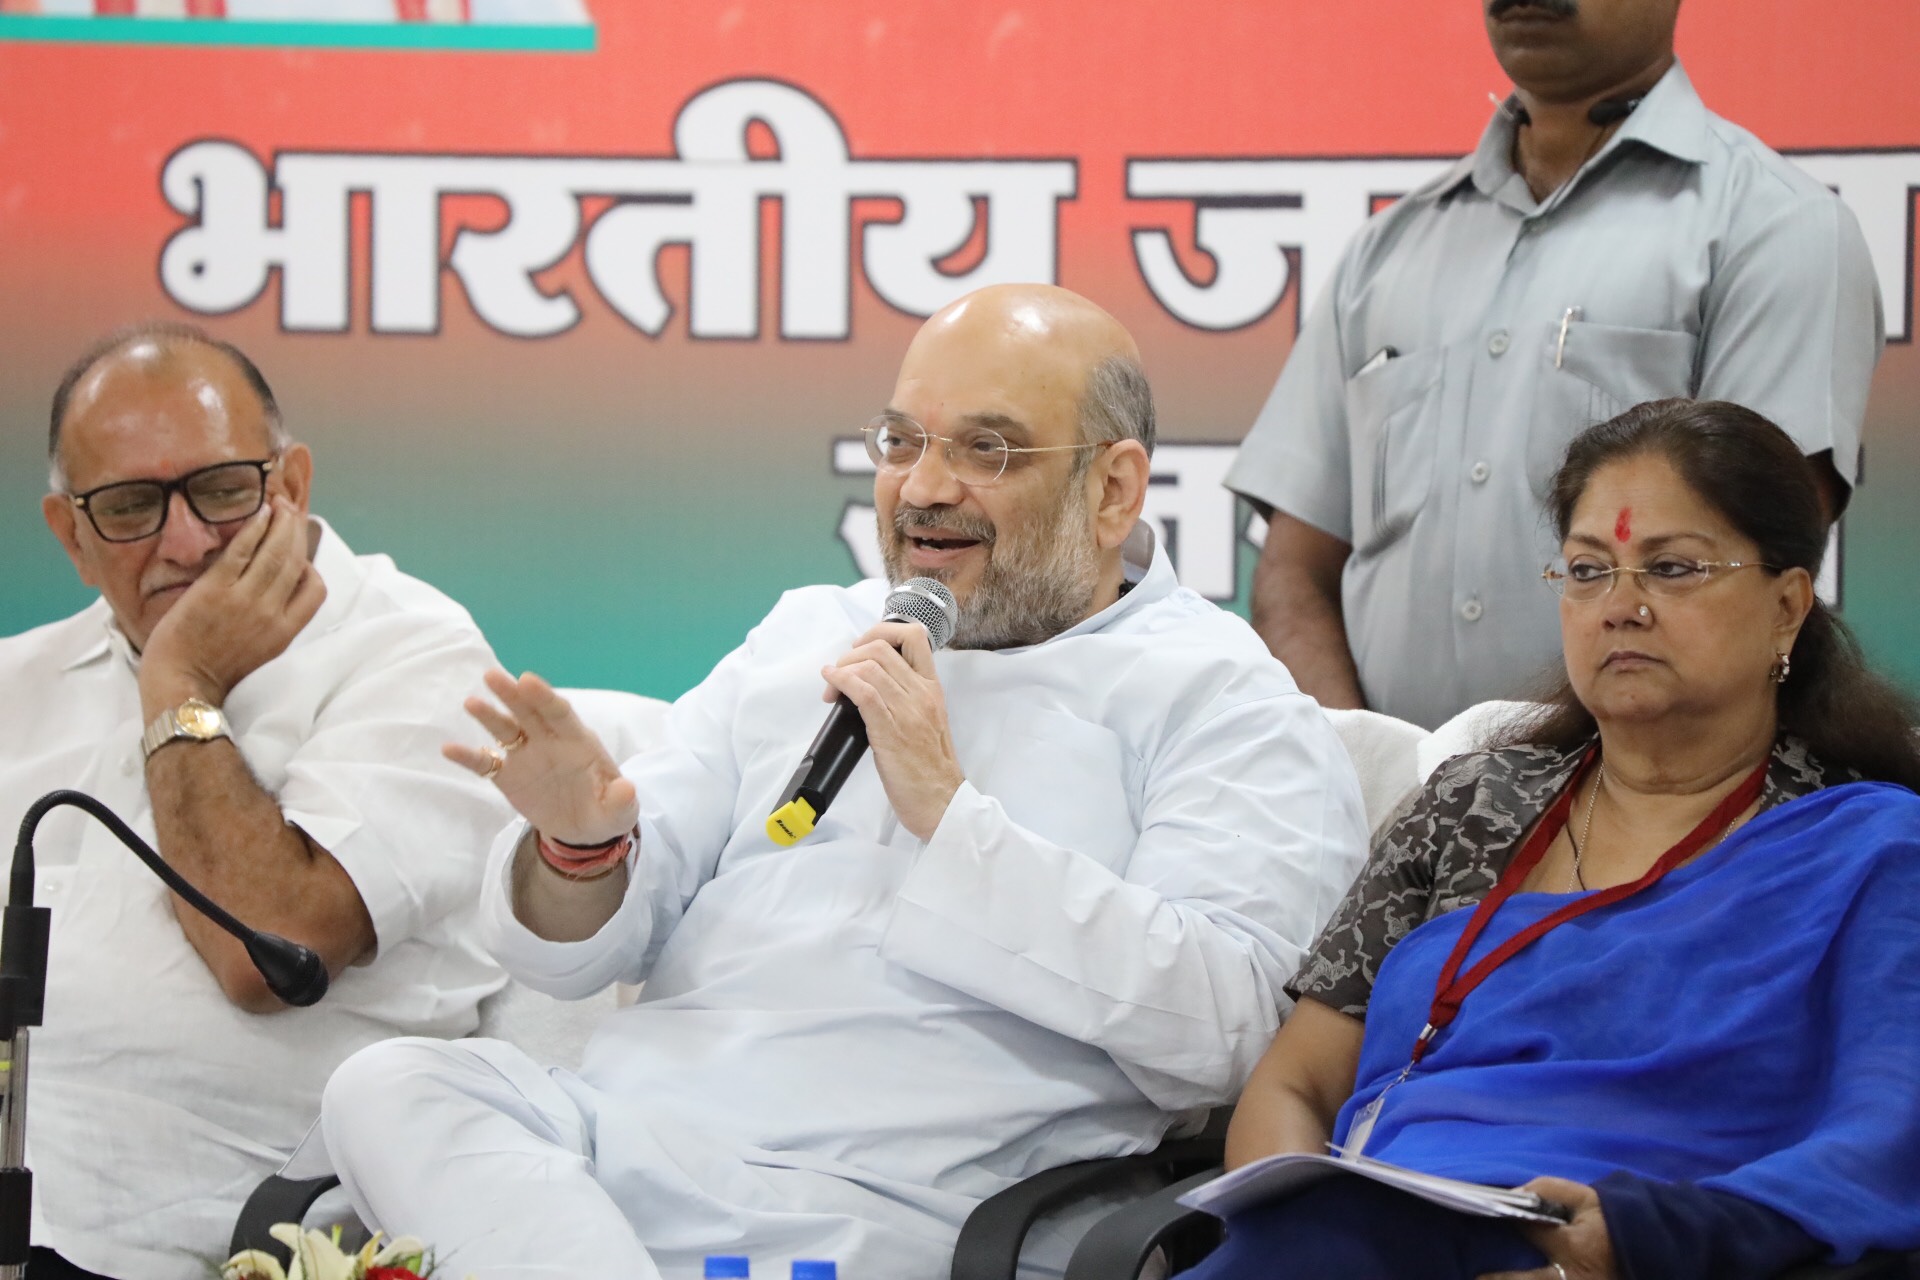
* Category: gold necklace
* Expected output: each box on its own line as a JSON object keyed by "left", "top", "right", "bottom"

{"left": 1565, "top": 761, "right": 1755, "bottom": 893}
{"left": 1566, "top": 762, "right": 1603, "bottom": 893}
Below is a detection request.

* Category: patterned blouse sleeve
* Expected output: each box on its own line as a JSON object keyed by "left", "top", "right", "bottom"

{"left": 1285, "top": 754, "right": 1486, "bottom": 1019}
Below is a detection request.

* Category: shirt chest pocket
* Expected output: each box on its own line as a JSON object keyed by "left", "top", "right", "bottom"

{"left": 1344, "top": 347, "right": 1444, "bottom": 556}
{"left": 1526, "top": 321, "right": 1698, "bottom": 496}
{"left": 968, "top": 709, "right": 1141, "bottom": 872}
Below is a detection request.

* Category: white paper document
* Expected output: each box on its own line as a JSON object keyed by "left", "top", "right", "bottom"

{"left": 1177, "top": 1150, "right": 1573, "bottom": 1225}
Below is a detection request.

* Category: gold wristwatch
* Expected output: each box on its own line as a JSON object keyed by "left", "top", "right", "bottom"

{"left": 140, "top": 697, "right": 231, "bottom": 760}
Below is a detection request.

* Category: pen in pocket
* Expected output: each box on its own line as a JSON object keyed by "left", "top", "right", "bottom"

{"left": 1555, "top": 307, "right": 1582, "bottom": 369}
{"left": 1358, "top": 345, "right": 1399, "bottom": 376}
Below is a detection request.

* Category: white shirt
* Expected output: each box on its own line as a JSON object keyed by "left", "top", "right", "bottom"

{"left": 484, "top": 527, "right": 1369, "bottom": 1216}
{"left": 0, "top": 520, "right": 510, "bottom": 1280}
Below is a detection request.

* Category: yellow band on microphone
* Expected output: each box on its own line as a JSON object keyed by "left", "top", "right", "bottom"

{"left": 766, "top": 796, "right": 818, "bottom": 846}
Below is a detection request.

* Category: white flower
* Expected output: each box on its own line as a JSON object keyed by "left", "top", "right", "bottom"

{"left": 266, "top": 1224, "right": 356, "bottom": 1280}
{"left": 368, "top": 1235, "right": 428, "bottom": 1268}
{"left": 221, "top": 1250, "right": 288, "bottom": 1280}
{"left": 223, "top": 1224, "right": 437, "bottom": 1280}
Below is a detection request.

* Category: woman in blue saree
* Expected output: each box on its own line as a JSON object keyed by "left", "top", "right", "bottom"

{"left": 1201, "top": 399, "right": 1920, "bottom": 1280}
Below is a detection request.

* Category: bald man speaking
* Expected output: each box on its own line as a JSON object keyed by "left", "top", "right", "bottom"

{"left": 322, "top": 285, "right": 1369, "bottom": 1279}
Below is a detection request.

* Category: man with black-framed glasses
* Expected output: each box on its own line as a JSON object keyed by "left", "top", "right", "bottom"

{"left": 0, "top": 324, "right": 509, "bottom": 1280}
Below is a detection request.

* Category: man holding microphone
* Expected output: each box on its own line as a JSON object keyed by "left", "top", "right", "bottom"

{"left": 323, "top": 283, "right": 1368, "bottom": 1278}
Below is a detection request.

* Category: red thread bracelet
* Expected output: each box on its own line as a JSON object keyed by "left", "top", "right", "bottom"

{"left": 535, "top": 828, "right": 634, "bottom": 881}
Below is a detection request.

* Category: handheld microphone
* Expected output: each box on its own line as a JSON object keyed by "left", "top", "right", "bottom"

{"left": 766, "top": 578, "right": 959, "bottom": 846}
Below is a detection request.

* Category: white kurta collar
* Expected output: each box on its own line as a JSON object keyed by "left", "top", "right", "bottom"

{"left": 57, "top": 602, "right": 113, "bottom": 673}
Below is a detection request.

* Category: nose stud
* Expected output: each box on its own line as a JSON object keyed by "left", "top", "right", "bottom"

{"left": 1637, "top": 605, "right": 1652, "bottom": 620}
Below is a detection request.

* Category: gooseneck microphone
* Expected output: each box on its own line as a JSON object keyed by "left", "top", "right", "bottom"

{"left": 0, "top": 791, "right": 331, "bottom": 1277}
{"left": 9, "top": 791, "right": 328, "bottom": 1008}
{"left": 766, "top": 578, "right": 959, "bottom": 846}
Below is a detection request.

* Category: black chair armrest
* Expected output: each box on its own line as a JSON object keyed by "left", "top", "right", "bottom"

{"left": 950, "top": 1137, "right": 1224, "bottom": 1280}
{"left": 1776, "top": 1253, "right": 1912, "bottom": 1280}
{"left": 228, "top": 1173, "right": 343, "bottom": 1262}
{"left": 1063, "top": 1167, "right": 1222, "bottom": 1280}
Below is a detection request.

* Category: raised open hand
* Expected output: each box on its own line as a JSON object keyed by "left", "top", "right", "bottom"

{"left": 445, "top": 668, "right": 638, "bottom": 846}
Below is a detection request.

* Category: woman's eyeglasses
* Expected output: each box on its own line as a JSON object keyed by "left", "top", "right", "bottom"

{"left": 1542, "top": 554, "right": 1778, "bottom": 601}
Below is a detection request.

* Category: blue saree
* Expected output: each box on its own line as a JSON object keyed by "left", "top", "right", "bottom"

{"left": 1333, "top": 781, "right": 1920, "bottom": 1261}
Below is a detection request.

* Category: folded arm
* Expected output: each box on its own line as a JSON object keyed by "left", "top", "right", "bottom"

{"left": 144, "top": 738, "right": 372, "bottom": 1013}
{"left": 138, "top": 501, "right": 363, "bottom": 1012}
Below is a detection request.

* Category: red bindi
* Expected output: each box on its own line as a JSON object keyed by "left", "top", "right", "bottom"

{"left": 1614, "top": 508, "right": 1632, "bottom": 543}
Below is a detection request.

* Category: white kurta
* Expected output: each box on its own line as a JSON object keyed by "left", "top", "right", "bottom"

{"left": 0, "top": 520, "right": 510, "bottom": 1280}
{"left": 325, "top": 528, "right": 1368, "bottom": 1278}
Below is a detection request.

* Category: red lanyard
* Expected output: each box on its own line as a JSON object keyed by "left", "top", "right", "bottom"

{"left": 1407, "top": 749, "right": 1770, "bottom": 1067}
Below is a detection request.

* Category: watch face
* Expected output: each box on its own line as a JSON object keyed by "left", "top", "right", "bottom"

{"left": 177, "top": 700, "right": 224, "bottom": 738}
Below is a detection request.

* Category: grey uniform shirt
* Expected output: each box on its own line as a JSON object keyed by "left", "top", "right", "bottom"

{"left": 1226, "top": 62, "right": 1883, "bottom": 729}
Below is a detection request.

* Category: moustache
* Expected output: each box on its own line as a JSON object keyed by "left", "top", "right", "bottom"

{"left": 143, "top": 568, "right": 206, "bottom": 597}
{"left": 1489, "top": 0, "right": 1577, "bottom": 17}
{"left": 892, "top": 505, "right": 996, "bottom": 544}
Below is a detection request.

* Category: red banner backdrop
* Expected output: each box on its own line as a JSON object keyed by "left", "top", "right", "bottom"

{"left": 1, "top": 2, "right": 1916, "bottom": 697}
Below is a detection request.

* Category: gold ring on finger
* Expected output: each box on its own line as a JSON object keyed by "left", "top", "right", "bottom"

{"left": 497, "top": 729, "right": 529, "bottom": 754}
{"left": 480, "top": 745, "right": 506, "bottom": 779}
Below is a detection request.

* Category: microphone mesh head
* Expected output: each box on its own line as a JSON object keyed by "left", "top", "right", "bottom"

{"left": 885, "top": 578, "right": 959, "bottom": 651}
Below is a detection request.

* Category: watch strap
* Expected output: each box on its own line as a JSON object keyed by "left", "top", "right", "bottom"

{"left": 141, "top": 700, "right": 232, "bottom": 760}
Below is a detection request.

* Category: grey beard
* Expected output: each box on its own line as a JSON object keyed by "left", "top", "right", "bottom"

{"left": 881, "top": 494, "right": 1103, "bottom": 651}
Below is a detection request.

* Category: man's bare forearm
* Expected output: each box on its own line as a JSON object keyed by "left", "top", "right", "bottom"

{"left": 509, "top": 827, "right": 630, "bottom": 942}
{"left": 1249, "top": 513, "right": 1366, "bottom": 710}
{"left": 145, "top": 740, "right": 374, "bottom": 1011}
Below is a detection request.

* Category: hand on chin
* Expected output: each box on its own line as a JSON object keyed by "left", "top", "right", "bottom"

{"left": 136, "top": 501, "right": 327, "bottom": 712}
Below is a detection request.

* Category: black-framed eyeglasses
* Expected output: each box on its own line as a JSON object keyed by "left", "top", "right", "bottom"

{"left": 69, "top": 457, "right": 278, "bottom": 543}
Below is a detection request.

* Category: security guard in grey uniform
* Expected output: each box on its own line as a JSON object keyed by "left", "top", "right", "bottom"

{"left": 1228, "top": 0, "right": 1881, "bottom": 728}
